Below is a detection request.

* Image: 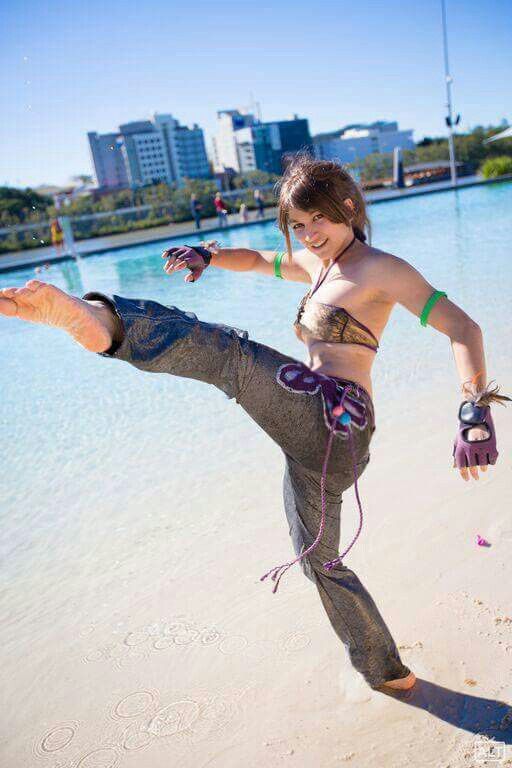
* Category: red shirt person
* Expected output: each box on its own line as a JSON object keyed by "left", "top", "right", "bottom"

{"left": 214, "top": 192, "right": 229, "bottom": 228}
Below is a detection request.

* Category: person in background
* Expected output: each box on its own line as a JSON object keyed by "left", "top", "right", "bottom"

{"left": 214, "top": 192, "right": 229, "bottom": 228}
{"left": 190, "top": 194, "right": 203, "bottom": 230}
{"left": 239, "top": 202, "right": 249, "bottom": 223}
{"left": 254, "top": 188, "right": 265, "bottom": 219}
{"left": 50, "top": 219, "right": 64, "bottom": 257}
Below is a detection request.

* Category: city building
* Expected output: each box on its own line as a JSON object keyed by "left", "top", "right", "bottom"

{"left": 153, "top": 114, "right": 210, "bottom": 183}
{"left": 212, "top": 110, "right": 313, "bottom": 175}
{"left": 119, "top": 120, "right": 172, "bottom": 188}
{"left": 212, "top": 110, "right": 258, "bottom": 173}
{"left": 314, "top": 121, "right": 415, "bottom": 165}
{"left": 87, "top": 132, "right": 128, "bottom": 189}
{"left": 88, "top": 113, "right": 210, "bottom": 189}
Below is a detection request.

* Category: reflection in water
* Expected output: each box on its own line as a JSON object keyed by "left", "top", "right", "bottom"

{"left": 59, "top": 258, "right": 85, "bottom": 294}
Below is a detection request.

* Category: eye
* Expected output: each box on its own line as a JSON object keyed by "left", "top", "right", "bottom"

{"left": 291, "top": 223, "right": 303, "bottom": 230}
{"left": 313, "top": 213, "right": 323, "bottom": 221}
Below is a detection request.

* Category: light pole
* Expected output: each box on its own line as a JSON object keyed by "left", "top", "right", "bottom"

{"left": 441, "top": 0, "right": 460, "bottom": 186}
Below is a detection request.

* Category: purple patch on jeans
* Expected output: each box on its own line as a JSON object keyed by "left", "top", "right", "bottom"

{"left": 276, "top": 362, "right": 370, "bottom": 438}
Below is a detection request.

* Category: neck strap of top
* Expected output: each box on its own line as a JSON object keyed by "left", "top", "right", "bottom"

{"left": 309, "top": 235, "right": 356, "bottom": 300}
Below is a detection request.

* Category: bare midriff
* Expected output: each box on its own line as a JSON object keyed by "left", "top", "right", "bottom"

{"left": 299, "top": 330, "right": 376, "bottom": 400}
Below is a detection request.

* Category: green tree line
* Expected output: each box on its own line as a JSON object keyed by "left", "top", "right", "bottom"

{"left": 1, "top": 125, "right": 511, "bottom": 255}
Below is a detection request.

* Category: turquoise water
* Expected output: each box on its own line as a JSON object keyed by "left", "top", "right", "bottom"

{"left": 1, "top": 182, "right": 511, "bottom": 581}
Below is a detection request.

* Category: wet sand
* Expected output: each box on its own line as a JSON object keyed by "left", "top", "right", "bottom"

{"left": 2, "top": 385, "right": 512, "bottom": 768}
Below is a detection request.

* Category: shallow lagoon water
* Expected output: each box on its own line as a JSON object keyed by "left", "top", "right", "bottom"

{"left": 1, "top": 184, "right": 511, "bottom": 751}
{"left": 1, "top": 182, "right": 511, "bottom": 586}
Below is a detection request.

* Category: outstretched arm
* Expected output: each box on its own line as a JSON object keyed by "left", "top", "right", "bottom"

{"left": 373, "top": 253, "right": 509, "bottom": 482}
{"left": 162, "top": 244, "right": 314, "bottom": 284}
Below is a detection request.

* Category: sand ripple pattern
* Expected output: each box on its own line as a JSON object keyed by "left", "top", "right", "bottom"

{"left": 33, "top": 721, "right": 79, "bottom": 758}
{"left": 81, "top": 613, "right": 314, "bottom": 672}
{"left": 33, "top": 685, "right": 251, "bottom": 766}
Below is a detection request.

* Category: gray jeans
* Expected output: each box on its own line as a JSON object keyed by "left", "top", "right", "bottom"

{"left": 85, "top": 292, "right": 411, "bottom": 689}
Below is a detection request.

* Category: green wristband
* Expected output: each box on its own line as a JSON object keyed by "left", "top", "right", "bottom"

{"left": 420, "top": 290, "right": 447, "bottom": 327}
{"left": 274, "top": 251, "right": 285, "bottom": 279}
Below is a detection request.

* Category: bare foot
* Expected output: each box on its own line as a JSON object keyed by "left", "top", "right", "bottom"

{"left": 381, "top": 671, "right": 417, "bottom": 691}
{"left": 0, "top": 280, "right": 114, "bottom": 352}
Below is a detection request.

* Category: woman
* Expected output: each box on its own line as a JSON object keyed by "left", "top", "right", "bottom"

{"left": 50, "top": 218, "right": 64, "bottom": 256}
{"left": 0, "top": 158, "right": 507, "bottom": 692}
{"left": 213, "top": 191, "right": 229, "bottom": 228}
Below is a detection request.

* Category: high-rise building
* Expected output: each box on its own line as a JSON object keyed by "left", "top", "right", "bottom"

{"left": 212, "top": 110, "right": 313, "bottom": 175}
{"left": 87, "top": 132, "right": 128, "bottom": 189}
{"left": 119, "top": 120, "right": 172, "bottom": 187}
{"left": 153, "top": 114, "right": 210, "bottom": 182}
{"left": 88, "top": 114, "right": 211, "bottom": 189}
{"left": 313, "top": 121, "right": 415, "bottom": 165}
{"left": 212, "top": 111, "right": 257, "bottom": 173}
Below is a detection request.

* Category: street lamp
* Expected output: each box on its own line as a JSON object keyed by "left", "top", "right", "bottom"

{"left": 441, "top": 0, "right": 460, "bottom": 186}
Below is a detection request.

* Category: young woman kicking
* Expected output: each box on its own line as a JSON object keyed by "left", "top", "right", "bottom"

{"left": 1, "top": 157, "right": 508, "bottom": 692}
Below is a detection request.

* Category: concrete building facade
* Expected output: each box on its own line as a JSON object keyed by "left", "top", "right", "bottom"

{"left": 87, "top": 132, "right": 128, "bottom": 189}
{"left": 212, "top": 111, "right": 257, "bottom": 173}
{"left": 212, "top": 110, "right": 313, "bottom": 175}
{"left": 314, "top": 121, "right": 415, "bottom": 165}
{"left": 119, "top": 120, "right": 172, "bottom": 187}
{"left": 154, "top": 114, "right": 210, "bottom": 182}
{"left": 88, "top": 114, "right": 210, "bottom": 189}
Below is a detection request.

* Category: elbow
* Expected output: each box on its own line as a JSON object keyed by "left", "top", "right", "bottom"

{"left": 466, "top": 319, "right": 482, "bottom": 336}
{"left": 459, "top": 318, "right": 482, "bottom": 343}
{"left": 449, "top": 317, "right": 481, "bottom": 343}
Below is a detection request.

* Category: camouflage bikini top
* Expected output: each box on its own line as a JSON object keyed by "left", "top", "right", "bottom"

{"left": 294, "top": 294, "right": 379, "bottom": 352}
{"left": 293, "top": 235, "right": 379, "bottom": 353}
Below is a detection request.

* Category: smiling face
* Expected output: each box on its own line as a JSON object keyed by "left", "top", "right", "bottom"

{"left": 288, "top": 207, "right": 354, "bottom": 262}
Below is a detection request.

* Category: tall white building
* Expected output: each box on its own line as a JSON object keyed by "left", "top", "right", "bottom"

{"left": 88, "top": 113, "right": 210, "bottom": 189}
{"left": 87, "top": 132, "right": 128, "bottom": 188}
{"left": 212, "top": 110, "right": 257, "bottom": 173}
{"left": 314, "top": 122, "right": 415, "bottom": 165}
{"left": 153, "top": 114, "right": 210, "bottom": 183}
{"left": 119, "top": 120, "right": 172, "bottom": 187}
{"left": 212, "top": 109, "right": 313, "bottom": 175}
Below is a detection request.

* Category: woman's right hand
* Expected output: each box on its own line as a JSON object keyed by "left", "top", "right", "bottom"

{"left": 161, "top": 245, "right": 210, "bottom": 283}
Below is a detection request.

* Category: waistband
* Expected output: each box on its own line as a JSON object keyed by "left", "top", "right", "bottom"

{"left": 330, "top": 376, "right": 375, "bottom": 426}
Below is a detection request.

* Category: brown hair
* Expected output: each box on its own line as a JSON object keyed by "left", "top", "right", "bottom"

{"left": 275, "top": 154, "right": 371, "bottom": 261}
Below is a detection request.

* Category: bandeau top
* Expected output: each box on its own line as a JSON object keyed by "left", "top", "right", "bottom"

{"left": 294, "top": 293, "right": 380, "bottom": 352}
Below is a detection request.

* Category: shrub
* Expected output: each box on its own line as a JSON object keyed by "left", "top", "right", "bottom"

{"left": 480, "top": 156, "right": 512, "bottom": 179}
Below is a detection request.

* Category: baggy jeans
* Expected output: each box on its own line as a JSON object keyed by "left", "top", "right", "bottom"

{"left": 84, "top": 292, "right": 411, "bottom": 689}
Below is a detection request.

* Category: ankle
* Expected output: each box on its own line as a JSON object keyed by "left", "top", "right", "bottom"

{"left": 86, "top": 300, "right": 124, "bottom": 346}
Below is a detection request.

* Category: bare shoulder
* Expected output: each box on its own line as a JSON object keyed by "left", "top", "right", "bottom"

{"left": 360, "top": 245, "right": 427, "bottom": 302}
{"left": 362, "top": 244, "right": 404, "bottom": 276}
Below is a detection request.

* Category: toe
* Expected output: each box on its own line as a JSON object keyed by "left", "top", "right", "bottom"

{"left": 25, "top": 279, "right": 45, "bottom": 290}
{"left": 0, "top": 287, "right": 18, "bottom": 298}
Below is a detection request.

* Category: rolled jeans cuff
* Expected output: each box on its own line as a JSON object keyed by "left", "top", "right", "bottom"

{"left": 82, "top": 292, "right": 138, "bottom": 358}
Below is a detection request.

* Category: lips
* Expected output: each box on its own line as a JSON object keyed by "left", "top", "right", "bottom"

{"left": 310, "top": 239, "right": 327, "bottom": 249}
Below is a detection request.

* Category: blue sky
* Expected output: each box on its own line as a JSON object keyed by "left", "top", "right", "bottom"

{"left": 0, "top": 0, "right": 510, "bottom": 188}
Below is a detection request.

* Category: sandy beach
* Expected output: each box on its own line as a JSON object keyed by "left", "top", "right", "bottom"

{"left": 3, "top": 379, "right": 512, "bottom": 768}
{"left": 2, "top": 181, "right": 512, "bottom": 767}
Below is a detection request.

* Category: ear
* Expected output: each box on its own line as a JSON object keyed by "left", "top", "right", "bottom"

{"left": 344, "top": 198, "right": 355, "bottom": 214}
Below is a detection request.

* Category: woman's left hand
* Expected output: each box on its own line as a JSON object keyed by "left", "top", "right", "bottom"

{"left": 453, "top": 426, "right": 489, "bottom": 481}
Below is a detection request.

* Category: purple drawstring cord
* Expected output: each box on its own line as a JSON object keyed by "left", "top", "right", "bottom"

{"left": 260, "top": 386, "right": 366, "bottom": 593}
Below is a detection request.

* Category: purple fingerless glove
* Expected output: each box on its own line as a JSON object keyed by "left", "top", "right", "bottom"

{"left": 453, "top": 401, "right": 498, "bottom": 468}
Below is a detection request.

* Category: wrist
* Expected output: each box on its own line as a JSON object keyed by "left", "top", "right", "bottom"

{"left": 459, "top": 378, "right": 511, "bottom": 408}
{"left": 200, "top": 240, "right": 221, "bottom": 267}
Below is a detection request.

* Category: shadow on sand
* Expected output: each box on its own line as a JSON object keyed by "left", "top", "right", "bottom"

{"left": 379, "top": 678, "right": 512, "bottom": 742}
